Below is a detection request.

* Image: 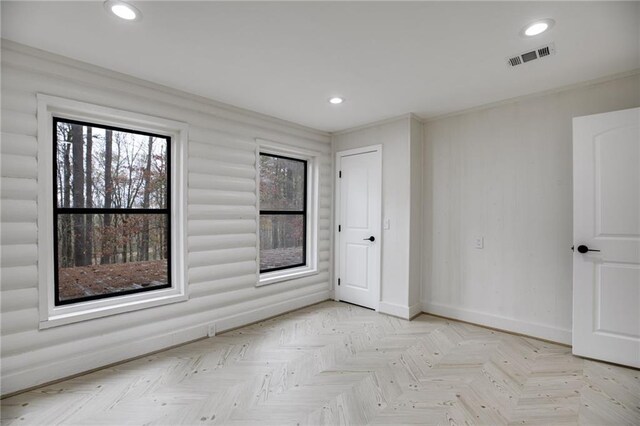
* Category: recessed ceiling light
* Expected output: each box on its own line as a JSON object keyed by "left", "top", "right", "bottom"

{"left": 521, "top": 19, "right": 554, "bottom": 37}
{"left": 104, "top": 0, "right": 141, "bottom": 21}
{"left": 329, "top": 97, "right": 344, "bottom": 105}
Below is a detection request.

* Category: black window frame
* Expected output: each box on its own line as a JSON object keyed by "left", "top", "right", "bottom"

{"left": 52, "top": 117, "right": 172, "bottom": 306}
{"left": 259, "top": 152, "right": 308, "bottom": 274}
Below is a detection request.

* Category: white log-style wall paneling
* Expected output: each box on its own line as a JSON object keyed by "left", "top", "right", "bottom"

{"left": 0, "top": 41, "right": 332, "bottom": 396}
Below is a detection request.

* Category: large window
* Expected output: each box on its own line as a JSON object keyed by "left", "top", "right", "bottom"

{"left": 53, "top": 118, "right": 171, "bottom": 305}
{"left": 259, "top": 153, "right": 307, "bottom": 273}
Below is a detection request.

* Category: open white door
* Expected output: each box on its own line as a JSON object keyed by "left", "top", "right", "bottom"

{"left": 336, "top": 146, "right": 382, "bottom": 310}
{"left": 573, "top": 107, "right": 640, "bottom": 368}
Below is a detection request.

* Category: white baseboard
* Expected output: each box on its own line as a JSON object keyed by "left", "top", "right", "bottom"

{"left": 421, "top": 301, "right": 572, "bottom": 345}
{"left": 378, "top": 301, "right": 420, "bottom": 320}
{"left": 2, "top": 290, "right": 330, "bottom": 396}
{"left": 214, "top": 290, "right": 331, "bottom": 333}
{"left": 1, "top": 322, "right": 208, "bottom": 397}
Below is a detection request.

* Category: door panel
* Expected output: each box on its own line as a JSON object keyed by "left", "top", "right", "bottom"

{"left": 337, "top": 148, "right": 381, "bottom": 310}
{"left": 597, "top": 265, "right": 640, "bottom": 337}
{"left": 344, "top": 243, "right": 369, "bottom": 289}
{"left": 596, "top": 128, "right": 639, "bottom": 236}
{"left": 573, "top": 107, "right": 640, "bottom": 368}
{"left": 345, "top": 167, "right": 369, "bottom": 229}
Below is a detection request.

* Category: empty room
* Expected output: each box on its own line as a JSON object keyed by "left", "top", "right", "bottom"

{"left": 0, "top": 1, "right": 639, "bottom": 425}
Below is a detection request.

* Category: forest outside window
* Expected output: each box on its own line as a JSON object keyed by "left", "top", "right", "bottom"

{"left": 53, "top": 118, "right": 171, "bottom": 305}
{"left": 259, "top": 153, "right": 307, "bottom": 274}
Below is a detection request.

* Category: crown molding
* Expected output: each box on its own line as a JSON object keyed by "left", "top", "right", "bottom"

{"left": 422, "top": 68, "right": 640, "bottom": 123}
{"left": 331, "top": 113, "right": 424, "bottom": 137}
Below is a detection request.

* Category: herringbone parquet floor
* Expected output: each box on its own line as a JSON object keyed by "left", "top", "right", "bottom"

{"left": 2, "top": 301, "right": 639, "bottom": 425}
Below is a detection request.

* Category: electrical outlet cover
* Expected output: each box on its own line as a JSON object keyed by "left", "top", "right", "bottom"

{"left": 474, "top": 236, "right": 484, "bottom": 249}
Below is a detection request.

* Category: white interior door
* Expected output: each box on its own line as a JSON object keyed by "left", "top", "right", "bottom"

{"left": 573, "top": 107, "right": 640, "bottom": 368}
{"left": 336, "top": 147, "right": 381, "bottom": 310}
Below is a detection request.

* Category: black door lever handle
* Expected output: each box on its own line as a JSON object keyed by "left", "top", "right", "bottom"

{"left": 363, "top": 236, "right": 375, "bottom": 242}
{"left": 576, "top": 245, "right": 600, "bottom": 253}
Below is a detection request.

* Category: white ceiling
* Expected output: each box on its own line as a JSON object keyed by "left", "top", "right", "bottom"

{"left": 2, "top": 1, "right": 639, "bottom": 132}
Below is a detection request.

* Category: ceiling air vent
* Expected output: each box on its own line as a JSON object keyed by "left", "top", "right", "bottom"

{"left": 537, "top": 46, "right": 551, "bottom": 57}
{"left": 507, "top": 43, "right": 556, "bottom": 67}
{"left": 508, "top": 56, "right": 522, "bottom": 66}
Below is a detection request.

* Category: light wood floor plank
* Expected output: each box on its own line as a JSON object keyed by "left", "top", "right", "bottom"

{"left": 2, "top": 301, "right": 639, "bottom": 425}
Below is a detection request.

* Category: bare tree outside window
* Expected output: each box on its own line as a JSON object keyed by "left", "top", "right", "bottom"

{"left": 54, "top": 118, "right": 171, "bottom": 305}
{"left": 259, "top": 153, "right": 307, "bottom": 272}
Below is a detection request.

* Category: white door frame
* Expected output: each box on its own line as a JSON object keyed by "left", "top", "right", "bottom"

{"left": 334, "top": 144, "right": 383, "bottom": 310}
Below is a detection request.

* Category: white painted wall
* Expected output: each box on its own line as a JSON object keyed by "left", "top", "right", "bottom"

{"left": 332, "top": 115, "right": 422, "bottom": 318}
{"left": 408, "top": 118, "right": 423, "bottom": 313}
{"left": 421, "top": 72, "right": 640, "bottom": 344}
{"left": 0, "top": 41, "right": 333, "bottom": 395}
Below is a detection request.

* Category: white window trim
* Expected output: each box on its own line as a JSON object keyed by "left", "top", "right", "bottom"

{"left": 37, "top": 94, "right": 189, "bottom": 329}
{"left": 256, "top": 139, "right": 320, "bottom": 286}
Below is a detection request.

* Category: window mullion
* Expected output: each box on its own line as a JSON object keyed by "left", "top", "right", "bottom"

{"left": 55, "top": 208, "right": 170, "bottom": 214}
{"left": 259, "top": 210, "right": 304, "bottom": 215}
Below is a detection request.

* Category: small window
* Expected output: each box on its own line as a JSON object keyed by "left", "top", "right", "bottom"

{"left": 259, "top": 153, "right": 307, "bottom": 273}
{"left": 53, "top": 118, "right": 171, "bottom": 305}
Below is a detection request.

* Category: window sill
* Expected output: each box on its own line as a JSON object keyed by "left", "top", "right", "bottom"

{"left": 258, "top": 266, "right": 319, "bottom": 287}
{"left": 39, "top": 290, "right": 188, "bottom": 329}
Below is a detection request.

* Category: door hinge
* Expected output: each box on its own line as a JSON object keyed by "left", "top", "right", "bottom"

{"left": 338, "top": 278, "right": 341, "bottom": 286}
{"left": 339, "top": 171, "right": 342, "bottom": 178}
{"left": 338, "top": 225, "right": 341, "bottom": 232}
